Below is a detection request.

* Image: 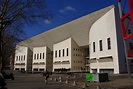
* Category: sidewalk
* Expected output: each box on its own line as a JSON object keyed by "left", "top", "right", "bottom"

{"left": 50, "top": 73, "right": 133, "bottom": 89}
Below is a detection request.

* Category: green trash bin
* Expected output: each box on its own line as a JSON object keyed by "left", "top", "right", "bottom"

{"left": 85, "top": 73, "right": 93, "bottom": 82}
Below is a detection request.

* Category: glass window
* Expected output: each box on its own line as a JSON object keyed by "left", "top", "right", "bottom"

{"left": 24, "top": 55, "right": 25, "bottom": 60}
{"left": 93, "top": 42, "right": 95, "bottom": 52}
{"left": 66, "top": 48, "right": 69, "bottom": 56}
{"left": 55, "top": 51, "right": 57, "bottom": 58}
{"left": 19, "top": 56, "right": 20, "bottom": 61}
{"left": 99, "top": 40, "right": 103, "bottom": 51}
{"left": 107, "top": 38, "right": 111, "bottom": 50}
{"left": 59, "top": 50, "right": 61, "bottom": 57}
{"left": 43, "top": 53, "right": 45, "bottom": 59}
{"left": 34, "top": 54, "right": 36, "bottom": 60}
{"left": 40, "top": 53, "right": 41, "bottom": 59}
{"left": 37, "top": 54, "right": 39, "bottom": 59}
{"left": 63, "top": 49, "right": 64, "bottom": 57}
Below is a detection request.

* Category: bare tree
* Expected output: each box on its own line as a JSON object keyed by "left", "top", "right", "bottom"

{"left": 0, "top": 0, "right": 53, "bottom": 71}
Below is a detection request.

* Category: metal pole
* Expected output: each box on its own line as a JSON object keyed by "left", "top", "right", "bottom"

{"left": 118, "top": 0, "right": 131, "bottom": 78}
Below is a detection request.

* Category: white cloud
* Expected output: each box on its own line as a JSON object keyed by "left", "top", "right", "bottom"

{"left": 59, "top": 6, "right": 76, "bottom": 13}
{"left": 44, "top": 19, "right": 51, "bottom": 24}
{"left": 66, "top": 6, "right": 76, "bottom": 11}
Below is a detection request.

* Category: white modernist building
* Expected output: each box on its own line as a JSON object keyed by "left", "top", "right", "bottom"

{"left": 32, "top": 46, "right": 53, "bottom": 72}
{"left": 14, "top": 46, "right": 32, "bottom": 72}
{"left": 14, "top": 5, "right": 133, "bottom": 74}
{"left": 53, "top": 38, "right": 88, "bottom": 72}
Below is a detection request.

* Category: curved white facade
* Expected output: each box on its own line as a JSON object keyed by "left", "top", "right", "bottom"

{"left": 89, "top": 8, "right": 125, "bottom": 74}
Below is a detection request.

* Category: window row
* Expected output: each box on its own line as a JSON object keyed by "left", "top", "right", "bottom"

{"left": 55, "top": 48, "right": 69, "bottom": 58}
{"left": 16, "top": 55, "right": 26, "bottom": 61}
{"left": 73, "top": 48, "right": 82, "bottom": 51}
{"left": 73, "top": 54, "right": 83, "bottom": 57}
{"left": 34, "top": 52, "right": 45, "bottom": 60}
{"left": 73, "top": 60, "right": 82, "bottom": 63}
{"left": 93, "top": 38, "right": 111, "bottom": 52}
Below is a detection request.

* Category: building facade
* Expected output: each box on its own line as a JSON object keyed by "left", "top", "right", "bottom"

{"left": 89, "top": 7, "right": 133, "bottom": 74}
{"left": 32, "top": 46, "right": 53, "bottom": 72}
{"left": 14, "top": 46, "right": 32, "bottom": 72}
{"left": 14, "top": 5, "right": 133, "bottom": 74}
{"left": 53, "top": 38, "right": 87, "bottom": 72}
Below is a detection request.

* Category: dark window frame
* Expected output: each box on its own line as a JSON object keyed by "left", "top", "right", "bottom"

{"left": 99, "top": 40, "right": 103, "bottom": 51}
{"left": 93, "top": 42, "right": 95, "bottom": 52}
{"left": 66, "top": 48, "right": 69, "bottom": 56}
{"left": 107, "top": 38, "right": 111, "bottom": 50}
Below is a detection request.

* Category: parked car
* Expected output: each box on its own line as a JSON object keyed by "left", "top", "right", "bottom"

{"left": 2, "top": 70, "right": 14, "bottom": 80}
{"left": 0, "top": 73, "right": 6, "bottom": 89}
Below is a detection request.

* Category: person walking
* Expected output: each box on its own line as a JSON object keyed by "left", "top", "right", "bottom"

{"left": 42, "top": 70, "right": 50, "bottom": 84}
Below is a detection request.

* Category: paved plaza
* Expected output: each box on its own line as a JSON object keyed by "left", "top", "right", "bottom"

{"left": 5, "top": 71, "right": 133, "bottom": 89}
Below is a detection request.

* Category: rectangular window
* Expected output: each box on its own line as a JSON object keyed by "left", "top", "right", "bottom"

{"left": 93, "top": 42, "right": 95, "bottom": 52}
{"left": 40, "top": 53, "right": 41, "bottom": 59}
{"left": 43, "top": 53, "right": 45, "bottom": 59}
{"left": 63, "top": 49, "right": 64, "bottom": 57}
{"left": 55, "top": 51, "right": 57, "bottom": 58}
{"left": 34, "top": 54, "right": 36, "bottom": 60}
{"left": 59, "top": 50, "right": 61, "bottom": 57}
{"left": 24, "top": 55, "right": 25, "bottom": 60}
{"left": 37, "top": 54, "right": 39, "bottom": 59}
{"left": 107, "top": 38, "right": 111, "bottom": 50}
{"left": 19, "top": 56, "right": 20, "bottom": 61}
{"left": 66, "top": 48, "right": 69, "bottom": 56}
{"left": 99, "top": 40, "right": 103, "bottom": 51}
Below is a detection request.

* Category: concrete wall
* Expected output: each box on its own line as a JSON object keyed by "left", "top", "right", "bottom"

{"left": 53, "top": 38, "right": 71, "bottom": 71}
{"left": 32, "top": 46, "right": 53, "bottom": 72}
{"left": 14, "top": 46, "right": 29, "bottom": 71}
{"left": 89, "top": 7, "right": 120, "bottom": 74}
{"left": 71, "top": 38, "right": 85, "bottom": 72}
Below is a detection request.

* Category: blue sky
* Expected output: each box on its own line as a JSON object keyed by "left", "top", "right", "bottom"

{"left": 24, "top": 0, "right": 129, "bottom": 39}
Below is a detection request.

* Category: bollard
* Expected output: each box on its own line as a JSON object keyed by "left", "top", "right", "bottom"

{"left": 96, "top": 85, "right": 101, "bottom": 89}
{"left": 73, "top": 80, "right": 77, "bottom": 86}
{"left": 82, "top": 82, "right": 87, "bottom": 89}
{"left": 59, "top": 77, "right": 62, "bottom": 82}
{"left": 54, "top": 78, "right": 57, "bottom": 81}
{"left": 66, "top": 79, "right": 69, "bottom": 84}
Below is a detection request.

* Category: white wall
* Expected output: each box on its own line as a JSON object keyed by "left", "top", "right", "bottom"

{"left": 14, "top": 46, "right": 28, "bottom": 71}
{"left": 89, "top": 8, "right": 120, "bottom": 74}
{"left": 32, "top": 46, "right": 46, "bottom": 71}
{"left": 32, "top": 46, "right": 53, "bottom": 72}
{"left": 53, "top": 38, "right": 71, "bottom": 71}
{"left": 53, "top": 38, "right": 86, "bottom": 72}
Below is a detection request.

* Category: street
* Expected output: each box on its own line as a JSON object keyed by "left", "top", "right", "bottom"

{"left": 5, "top": 71, "right": 80, "bottom": 89}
